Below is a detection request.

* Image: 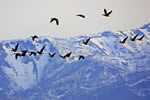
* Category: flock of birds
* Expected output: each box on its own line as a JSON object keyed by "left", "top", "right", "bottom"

{"left": 11, "top": 37, "right": 88, "bottom": 61}
{"left": 120, "top": 34, "right": 144, "bottom": 44}
{"left": 11, "top": 35, "right": 86, "bottom": 60}
{"left": 49, "top": 9, "right": 112, "bottom": 25}
{"left": 10, "top": 9, "right": 145, "bottom": 60}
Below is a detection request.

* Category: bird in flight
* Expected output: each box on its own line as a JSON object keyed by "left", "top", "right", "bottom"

{"left": 37, "top": 46, "right": 45, "bottom": 54}
{"left": 82, "top": 37, "right": 91, "bottom": 45}
{"left": 120, "top": 36, "right": 128, "bottom": 44}
{"left": 48, "top": 52, "right": 56, "bottom": 58}
{"left": 21, "top": 50, "right": 28, "bottom": 56}
{"left": 50, "top": 18, "right": 59, "bottom": 25}
{"left": 31, "top": 35, "right": 38, "bottom": 41}
{"left": 11, "top": 43, "right": 19, "bottom": 52}
{"left": 130, "top": 34, "right": 138, "bottom": 41}
{"left": 29, "top": 51, "right": 37, "bottom": 56}
{"left": 59, "top": 52, "right": 72, "bottom": 59}
{"left": 102, "top": 9, "right": 112, "bottom": 17}
{"left": 137, "top": 35, "right": 144, "bottom": 41}
{"left": 76, "top": 14, "right": 85, "bottom": 18}
{"left": 14, "top": 53, "right": 22, "bottom": 60}
{"left": 78, "top": 55, "right": 85, "bottom": 60}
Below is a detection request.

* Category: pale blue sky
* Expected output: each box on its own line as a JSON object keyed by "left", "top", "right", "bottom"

{"left": 0, "top": 0, "right": 150, "bottom": 40}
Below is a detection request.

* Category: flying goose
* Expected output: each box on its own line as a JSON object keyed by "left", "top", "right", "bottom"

{"left": 82, "top": 37, "right": 91, "bottom": 45}
{"left": 37, "top": 46, "right": 45, "bottom": 54}
{"left": 21, "top": 50, "right": 28, "bottom": 56}
{"left": 76, "top": 14, "right": 85, "bottom": 18}
{"left": 31, "top": 35, "right": 38, "bottom": 41}
{"left": 102, "top": 9, "right": 112, "bottom": 17}
{"left": 78, "top": 55, "right": 85, "bottom": 60}
{"left": 50, "top": 18, "right": 59, "bottom": 25}
{"left": 29, "top": 51, "right": 37, "bottom": 56}
{"left": 130, "top": 34, "right": 138, "bottom": 41}
{"left": 59, "top": 52, "right": 72, "bottom": 59}
{"left": 137, "top": 35, "right": 144, "bottom": 41}
{"left": 11, "top": 43, "right": 19, "bottom": 52}
{"left": 48, "top": 52, "right": 56, "bottom": 58}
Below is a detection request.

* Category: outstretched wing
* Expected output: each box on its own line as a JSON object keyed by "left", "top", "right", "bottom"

{"left": 49, "top": 53, "right": 51, "bottom": 56}
{"left": 104, "top": 9, "right": 107, "bottom": 14}
{"left": 49, "top": 53, "right": 56, "bottom": 57}
{"left": 133, "top": 34, "right": 138, "bottom": 40}
{"left": 107, "top": 10, "right": 112, "bottom": 16}
{"left": 138, "top": 35, "right": 144, "bottom": 40}
{"left": 79, "top": 55, "right": 84, "bottom": 60}
{"left": 76, "top": 14, "right": 85, "bottom": 18}
{"left": 59, "top": 55, "right": 65, "bottom": 58}
{"left": 52, "top": 53, "right": 56, "bottom": 56}
{"left": 50, "top": 18, "right": 59, "bottom": 25}
{"left": 123, "top": 36, "right": 128, "bottom": 43}
{"left": 40, "top": 46, "right": 45, "bottom": 53}
{"left": 55, "top": 19, "right": 59, "bottom": 25}
{"left": 66, "top": 52, "right": 72, "bottom": 57}
{"left": 31, "top": 36, "right": 35, "bottom": 41}
{"left": 85, "top": 37, "right": 91, "bottom": 43}
{"left": 15, "top": 53, "right": 20, "bottom": 59}
{"left": 15, "top": 54, "right": 18, "bottom": 59}
{"left": 50, "top": 18, "right": 54, "bottom": 23}
{"left": 15, "top": 43, "right": 19, "bottom": 50}
{"left": 29, "top": 52, "right": 32, "bottom": 56}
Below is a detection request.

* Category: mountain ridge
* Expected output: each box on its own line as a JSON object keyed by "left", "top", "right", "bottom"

{"left": 0, "top": 23, "right": 150, "bottom": 100}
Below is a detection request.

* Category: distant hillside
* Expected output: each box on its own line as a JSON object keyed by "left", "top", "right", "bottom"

{"left": 0, "top": 23, "right": 150, "bottom": 100}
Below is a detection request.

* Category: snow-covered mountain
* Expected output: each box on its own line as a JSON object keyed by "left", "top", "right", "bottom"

{"left": 0, "top": 23, "right": 150, "bottom": 100}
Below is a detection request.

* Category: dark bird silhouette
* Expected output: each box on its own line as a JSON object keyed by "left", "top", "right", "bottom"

{"left": 120, "top": 36, "right": 128, "bottom": 44}
{"left": 78, "top": 55, "right": 84, "bottom": 60}
{"left": 82, "top": 37, "right": 91, "bottom": 45}
{"left": 21, "top": 50, "right": 28, "bottom": 56}
{"left": 14, "top": 53, "right": 22, "bottom": 60}
{"left": 48, "top": 53, "right": 56, "bottom": 58}
{"left": 76, "top": 14, "right": 85, "bottom": 18}
{"left": 59, "top": 52, "right": 72, "bottom": 59}
{"left": 59, "top": 55, "right": 66, "bottom": 59}
{"left": 130, "top": 34, "right": 138, "bottom": 41}
{"left": 11, "top": 43, "right": 19, "bottom": 52}
{"left": 137, "top": 35, "right": 144, "bottom": 41}
{"left": 66, "top": 52, "right": 72, "bottom": 57}
{"left": 37, "top": 46, "right": 45, "bottom": 54}
{"left": 102, "top": 9, "right": 112, "bottom": 17}
{"left": 29, "top": 51, "right": 37, "bottom": 56}
{"left": 31, "top": 35, "right": 38, "bottom": 41}
{"left": 50, "top": 18, "right": 59, "bottom": 25}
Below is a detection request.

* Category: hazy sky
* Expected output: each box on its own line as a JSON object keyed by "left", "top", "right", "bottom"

{"left": 0, "top": 0, "right": 150, "bottom": 40}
